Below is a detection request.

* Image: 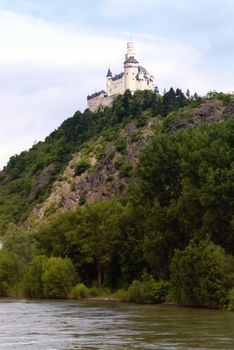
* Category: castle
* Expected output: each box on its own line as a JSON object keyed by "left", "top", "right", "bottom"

{"left": 87, "top": 42, "right": 154, "bottom": 112}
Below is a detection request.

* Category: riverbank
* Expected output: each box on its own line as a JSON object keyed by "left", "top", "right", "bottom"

{"left": 2, "top": 280, "right": 234, "bottom": 312}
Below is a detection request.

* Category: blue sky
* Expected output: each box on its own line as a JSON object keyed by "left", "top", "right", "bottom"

{"left": 0, "top": 0, "right": 234, "bottom": 168}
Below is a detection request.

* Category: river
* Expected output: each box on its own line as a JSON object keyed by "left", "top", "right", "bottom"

{"left": 0, "top": 299, "right": 233, "bottom": 349}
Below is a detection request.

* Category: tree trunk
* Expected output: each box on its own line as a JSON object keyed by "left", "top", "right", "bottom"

{"left": 97, "top": 261, "right": 102, "bottom": 287}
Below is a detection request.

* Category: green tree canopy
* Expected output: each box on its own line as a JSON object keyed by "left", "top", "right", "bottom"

{"left": 170, "top": 237, "right": 234, "bottom": 308}
{"left": 42, "top": 257, "right": 76, "bottom": 298}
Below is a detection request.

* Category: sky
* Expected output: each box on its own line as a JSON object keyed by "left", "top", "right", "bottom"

{"left": 0, "top": 0, "right": 234, "bottom": 169}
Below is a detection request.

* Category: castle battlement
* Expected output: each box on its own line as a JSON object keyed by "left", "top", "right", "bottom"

{"left": 87, "top": 42, "right": 154, "bottom": 112}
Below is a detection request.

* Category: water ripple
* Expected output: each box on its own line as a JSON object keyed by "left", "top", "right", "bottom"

{"left": 0, "top": 299, "right": 234, "bottom": 350}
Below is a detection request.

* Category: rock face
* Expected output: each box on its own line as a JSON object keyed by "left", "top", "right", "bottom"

{"left": 32, "top": 121, "right": 154, "bottom": 220}
{"left": 223, "top": 101, "right": 234, "bottom": 118}
{"left": 28, "top": 164, "right": 56, "bottom": 200}
{"left": 168, "top": 100, "right": 234, "bottom": 131}
{"left": 193, "top": 100, "right": 224, "bottom": 123}
{"left": 30, "top": 99, "right": 234, "bottom": 221}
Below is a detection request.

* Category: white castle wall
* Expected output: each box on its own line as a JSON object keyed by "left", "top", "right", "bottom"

{"left": 88, "top": 92, "right": 106, "bottom": 112}
{"left": 136, "top": 76, "right": 154, "bottom": 91}
{"left": 88, "top": 94, "right": 116, "bottom": 112}
{"left": 107, "top": 76, "right": 124, "bottom": 96}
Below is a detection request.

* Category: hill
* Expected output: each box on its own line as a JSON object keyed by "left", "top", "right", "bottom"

{"left": 1, "top": 89, "right": 233, "bottom": 230}
{"left": 0, "top": 89, "right": 233, "bottom": 308}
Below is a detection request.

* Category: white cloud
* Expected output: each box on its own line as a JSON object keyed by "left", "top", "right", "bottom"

{"left": 0, "top": 11, "right": 124, "bottom": 66}
{"left": 0, "top": 11, "right": 123, "bottom": 168}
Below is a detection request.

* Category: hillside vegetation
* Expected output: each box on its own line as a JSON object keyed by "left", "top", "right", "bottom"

{"left": 0, "top": 88, "right": 234, "bottom": 309}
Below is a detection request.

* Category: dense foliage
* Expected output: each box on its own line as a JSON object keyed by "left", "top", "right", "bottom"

{"left": 137, "top": 116, "right": 234, "bottom": 277}
{"left": 170, "top": 237, "right": 234, "bottom": 308}
{"left": 0, "top": 89, "right": 233, "bottom": 309}
{"left": 0, "top": 88, "right": 192, "bottom": 233}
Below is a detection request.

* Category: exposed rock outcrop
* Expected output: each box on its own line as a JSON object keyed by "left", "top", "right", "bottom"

{"left": 30, "top": 99, "right": 234, "bottom": 221}
{"left": 223, "top": 101, "right": 234, "bottom": 118}
{"left": 193, "top": 100, "right": 224, "bottom": 123}
{"left": 168, "top": 99, "right": 234, "bottom": 131}
{"left": 28, "top": 164, "right": 56, "bottom": 200}
{"left": 32, "top": 121, "right": 154, "bottom": 220}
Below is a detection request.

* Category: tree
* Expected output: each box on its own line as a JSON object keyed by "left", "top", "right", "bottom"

{"left": 0, "top": 251, "right": 22, "bottom": 296}
{"left": 137, "top": 118, "right": 234, "bottom": 254}
{"left": 36, "top": 199, "right": 145, "bottom": 289}
{"left": 3, "top": 223, "right": 35, "bottom": 264}
{"left": 23, "top": 255, "right": 48, "bottom": 298}
{"left": 162, "top": 87, "right": 176, "bottom": 116}
{"left": 175, "top": 88, "right": 187, "bottom": 108}
{"left": 154, "top": 86, "right": 160, "bottom": 96}
{"left": 170, "top": 237, "right": 234, "bottom": 308}
{"left": 80, "top": 200, "right": 126, "bottom": 287}
{"left": 186, "top": 89, "right": 190, "bottom": 100}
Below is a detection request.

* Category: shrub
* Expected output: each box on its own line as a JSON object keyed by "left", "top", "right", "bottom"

{"left": 227, "top": 288, "right": 234, "bottom": 311}
{"left": 106, "top": 175, "right": 114, "bottom": 182}
{"left": 206, "top": 91, "right": 233, "bottom": 105}
{"left": 102, "top": 129, "right": 118, "bottom": 142}
{"left": 80, "top": 143, "right": 92, "bottom": 155}
{"left": 114, "top": 157, "right": 125, "bottom": 170}
{"left": 70, "top": 283, "right": 89, "bottom": 299}
{"left": 115, "top": 288, "right": 129, "bottom": 301}
{"left": 170, "top": 237, "right": 234, "bottom": 308}
{"left": 42, "top": 257, "right": 76, "bottom": 299}
{"left": 74, "top": 157, "right": 91, "bottom": 176}
{"left": 114, "top": 157, "right": 132, "bottom": 177}
{"left": 89, "top": 286, "right": 105, "bottom": 297}
{"left": 70, "top": 180, "right": 76, "bottom": 191}
{"left": 127, "top": 274, "right": 169, "bottom": 304}
{"left": 131, "top": 131, "right": 141, "bottom": 143}
{"left": 94, "top": 144, "right": 105, "bottom": 160}
{"left": 79, "top": 194, "right": 86, "bottom": 205}
{"left": 115, "top": 138, "right": 127, "bottom": 154}
{"left": 70, "top": 284, "right": 109, "bottom": 299}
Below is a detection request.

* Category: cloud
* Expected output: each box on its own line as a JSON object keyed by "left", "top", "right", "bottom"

{"left": 0, "top": 11, "right": 124, "bottom": 168}
{"left": 100, "top": 0, "right": 157, "bottom": 17}
{"left": 0, "top": 3, "right": 233, "bottom": 169}
{"left": 0, "top": 11, "right": 124, "bottom": 66}
{"left": 0, "top": 0, "right": 90, "bottom": 22}
{"left": 100, "top": 0, "right": 234, "bottom": 29}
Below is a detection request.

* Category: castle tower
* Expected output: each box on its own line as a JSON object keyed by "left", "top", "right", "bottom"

{"left": 125, "top": 41, "right": 136, "bottom": 60}
{"left": 106, "top": 68, "right": 112, "bottom": 96}
{"left": 124, "top": 42, "right": 139, "bottom": 93}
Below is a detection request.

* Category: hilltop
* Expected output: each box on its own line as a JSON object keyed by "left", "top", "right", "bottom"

{"left": 0, "top": 88, "right": 233, "bottom": 309}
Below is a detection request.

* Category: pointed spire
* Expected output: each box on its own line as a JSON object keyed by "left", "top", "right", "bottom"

{"left": 106, "top": 68, "right": 112, "bottom": 77}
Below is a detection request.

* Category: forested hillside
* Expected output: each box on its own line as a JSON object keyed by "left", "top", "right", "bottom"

{"left": 0, "top": 88, "right": 197, "bottom": 231}
{"left": 0, "top": 89, "right": 233, "bottom": 309}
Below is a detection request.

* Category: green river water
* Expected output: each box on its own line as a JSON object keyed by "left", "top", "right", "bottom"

{"left": 0, "top": 299, "right": 233, "bottom": 349}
